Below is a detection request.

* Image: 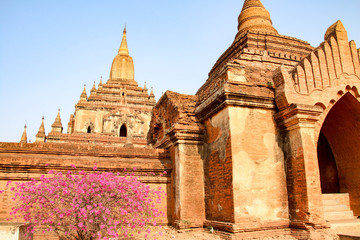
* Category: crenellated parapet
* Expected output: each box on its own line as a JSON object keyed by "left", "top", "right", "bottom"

{"left": 274, "top": 20, "right": 360, "bottom": 111}
{"left": 281, "top": 21, "right": 360, "bottom": 96}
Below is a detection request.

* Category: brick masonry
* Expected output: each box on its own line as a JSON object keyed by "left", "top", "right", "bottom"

{"left": 1, "top": 0, "right": 360, "bottom": 239}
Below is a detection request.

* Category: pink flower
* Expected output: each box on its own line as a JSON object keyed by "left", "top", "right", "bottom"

{"left": 8, "top": 168, "right": 164, "bottom": 239}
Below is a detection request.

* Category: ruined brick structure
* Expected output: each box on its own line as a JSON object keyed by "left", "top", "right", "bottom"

{"left": 1, "top": 0, "right": 360, "bottom": 239}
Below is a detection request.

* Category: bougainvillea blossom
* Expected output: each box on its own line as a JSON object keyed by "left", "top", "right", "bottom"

{"left": 4, "top": 169, "right": 165, "bottom": 240}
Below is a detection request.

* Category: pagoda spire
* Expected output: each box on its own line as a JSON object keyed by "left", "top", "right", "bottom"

{"left": 118, "top": 26, "right": 129, "bottom": 56}
{"left": 143, "top": 81, "right": 148, "bottom": 92}
{"left": 20, "top": 124, "right": 27, "bottom": 143}
{"left": 51, "top": 109, "right": 63, "bottom": 133}
{"left": 237, "top": 0, "right": 278, "bottom": 37}
{"left": 241, "top": 0, "right": 264, "bottom": 11}
{"left": 91, "top": 81, "right": 97, "bottom": 93}
{"left": 109, "top": 26, "right": 135, "bottom": 82}
{"left": 150, "top": 87, "right": 155, "bottom": 100}
{"left": 36, "top": 116, "right": 46, "bottom": 142}
{"left": 89, "top": 81, "right": 97, "bottom": 100}
{"left": 80, "top": 84, "right": 87, "bottom": 101}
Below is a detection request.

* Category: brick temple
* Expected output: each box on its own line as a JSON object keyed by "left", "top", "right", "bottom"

{"left": 1, "top": 0, "right": 360, "bottom": 239}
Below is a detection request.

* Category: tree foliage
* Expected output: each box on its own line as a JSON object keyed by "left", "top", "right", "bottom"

{"left": 4, "top": 167, "right": 165, "bottom": 239}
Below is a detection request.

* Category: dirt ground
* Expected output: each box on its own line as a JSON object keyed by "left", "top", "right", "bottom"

{"left": 122, "top": 226, "right": 222, "bottom": 240}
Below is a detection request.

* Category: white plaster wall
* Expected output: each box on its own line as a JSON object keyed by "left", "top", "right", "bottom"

{"left": 0, "top": 225, "right": 20, "bottom": 240}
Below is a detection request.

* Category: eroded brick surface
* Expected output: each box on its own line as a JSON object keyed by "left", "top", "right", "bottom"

{"left": 2, "top": 0, "right": 360, "bottom": 239}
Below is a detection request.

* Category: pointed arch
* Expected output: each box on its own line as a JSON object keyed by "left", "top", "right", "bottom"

{"left": 84, "top": 121, "right": 95, "bottom": 134}
{"left": 317, "top": 92, "right": 360, "bottom": 214}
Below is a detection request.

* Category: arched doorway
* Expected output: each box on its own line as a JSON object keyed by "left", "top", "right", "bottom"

{"left": 317, "top": 132, "right": 339, "bottom": 193}
{"left": 87, "top": 126, "right": 92, "bottom": 133}
{"left": 317, "top": 92, "right": 360, "bottom": 215}
{"left": 120, "top": 124, "right": 127, "bottom": 137}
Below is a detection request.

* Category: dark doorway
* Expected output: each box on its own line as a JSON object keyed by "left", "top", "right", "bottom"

{"left": 120, "top": 124, "right": 127, "bottom": 137}
{"left": 87, "top": 126, "right": 91, "bottom": 133}
{"left": 317, "top": 132, "right": 339, "bottom": 193}
{"left": 317, "top": 92, "right": 360, "bottom": 215}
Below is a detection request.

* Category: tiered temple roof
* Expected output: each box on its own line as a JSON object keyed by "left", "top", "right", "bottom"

{"left": 75, "top": 28, "right": 155, "bottom": 111}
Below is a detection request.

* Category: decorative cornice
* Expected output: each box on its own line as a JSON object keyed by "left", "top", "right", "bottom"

{"left": 274, "top": 104, "right": 323, "bottom": 132}
{"left": 0, "top": 142, "right": 168, "bottom": 159}
{"left": 168, "top": 124, "right": 205, "bottom": 146}
{"left": 196, "top": 82, "right": 275, "bottom": 121}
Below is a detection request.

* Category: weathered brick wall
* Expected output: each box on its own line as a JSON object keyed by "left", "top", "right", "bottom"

{"left": 0, "top": 142, "right": 172, "bottom": 238}
{"left": 228, "top": 106, "right": 288, "bottom": 225}
{"left": 172, "top": 143, "right": 205, "bottom": 228}
{"left": 203, "top": 108, "right": 234, "bottom": 223}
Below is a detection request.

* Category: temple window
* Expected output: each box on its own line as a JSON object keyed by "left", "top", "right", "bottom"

{"left": 120, "top": 124, "right": 127, "bottom": 137}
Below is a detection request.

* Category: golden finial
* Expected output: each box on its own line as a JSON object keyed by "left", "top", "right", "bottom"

{"left": 118, "top": 26, "right": 129, "bottom": 55}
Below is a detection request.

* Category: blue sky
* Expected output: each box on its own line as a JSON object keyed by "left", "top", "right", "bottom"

{"left": 0, "top": 0, "right": 359, "bottom": 142}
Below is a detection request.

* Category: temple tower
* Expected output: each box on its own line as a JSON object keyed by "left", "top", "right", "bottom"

{"left": 149, "top": 0, "right": 317, "bottom": 236}
{"left": 44, "top": 27, "right": 156, "bottom": 147}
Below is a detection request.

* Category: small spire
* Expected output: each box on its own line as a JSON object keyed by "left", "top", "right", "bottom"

{"left": 241, "top": 0, "right": 264, "bottom": 11}
{"left": 150, "top": 87, "right": 155, "bottom": 98}
{"left": 20, "top": 124, "right": 27, "bottom": 143}
{"left": 118, "top": 26, "right": 129, "bottom": 56}
{"left": 91, "top": 81, "right": 97, "bottom": 93}
{"left": 51, "top": 109, "right": 63, "bottom": 133}
{"left": 56, "top": 109, "right": 61, "bottom": 122}
{"left": 36, "top": 116, "right": 46, "bottom": 142}
{"left": 143, "top": 81, "right": 148, "bottom": 91}
{"left": 80, "top": 84, "right": 87, "bottom": 100}
{"left": 89, "top": 81, "right": 97, "bottom": 99}
{"left": 237, "top": 0, "right": 278, "bottom": 37}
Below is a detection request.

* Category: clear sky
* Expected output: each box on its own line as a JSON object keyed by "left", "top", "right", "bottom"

{"left": 0, "top": 0, "right": 359, "bottom": 142}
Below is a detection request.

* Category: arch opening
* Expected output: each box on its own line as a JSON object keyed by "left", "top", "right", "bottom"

{"left": 120, "top": 124, "right": 127, "bottom": 137}
{"left": 317, "top": 132, "right": 339, "bottom": 193}
{"left": 317, "top": 92, "right": 360, "bottom": 215}
{"left": 87, "top": 126, "right": 92, "bottom": 133}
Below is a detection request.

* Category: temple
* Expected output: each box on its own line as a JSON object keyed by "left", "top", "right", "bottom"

{"left": 43, "top": 27, "right": 156, "bottom": 147}
{"left": 1, "top": 0, "right": 360, "bottom": 239}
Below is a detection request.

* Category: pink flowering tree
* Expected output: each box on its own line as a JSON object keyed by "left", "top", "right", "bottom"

{"left": 4, "top": 166, "right": 165, "bottom": 240}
